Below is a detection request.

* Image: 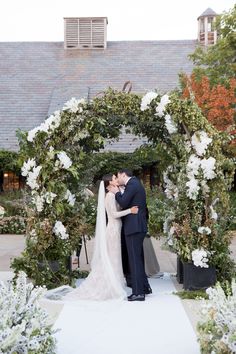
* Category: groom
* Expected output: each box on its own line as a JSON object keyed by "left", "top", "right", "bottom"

{"left": 111, "top": 169, "right": 152, "bottom": 301}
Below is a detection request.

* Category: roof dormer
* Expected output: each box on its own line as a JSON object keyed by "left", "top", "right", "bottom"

{"left": 64, "top": 17, "right": 108, "bottom": 49}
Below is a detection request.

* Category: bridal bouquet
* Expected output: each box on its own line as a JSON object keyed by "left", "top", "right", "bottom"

{"left": 198, "top": 280, "right": 236, "bottom": 354}
{"left": 0, "top": 272, "right": 57, "bottom": 353}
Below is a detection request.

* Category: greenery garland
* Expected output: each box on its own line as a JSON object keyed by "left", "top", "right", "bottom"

{"left": 12, "top": 88, "right": 235, "bottom": 288}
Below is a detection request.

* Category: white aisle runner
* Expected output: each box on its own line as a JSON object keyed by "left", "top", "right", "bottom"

{"left": 53, "top": 275, "right": 200, "bottom": 354}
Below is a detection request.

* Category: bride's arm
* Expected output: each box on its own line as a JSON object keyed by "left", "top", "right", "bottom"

{"left": 106, "top": 193, "right": 132, "bottom": 219}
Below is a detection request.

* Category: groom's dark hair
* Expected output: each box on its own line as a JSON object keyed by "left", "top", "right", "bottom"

{"left": 117, "top": 168, "right": 133, "bottom": 177}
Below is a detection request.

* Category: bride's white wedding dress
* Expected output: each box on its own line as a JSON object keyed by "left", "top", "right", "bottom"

{"left": 64, "top": 183, "right": 131, "bottom": 301}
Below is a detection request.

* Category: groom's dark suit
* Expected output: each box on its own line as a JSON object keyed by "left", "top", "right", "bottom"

{"left": 115, "top": 177, "right": 150, "bottom": 295}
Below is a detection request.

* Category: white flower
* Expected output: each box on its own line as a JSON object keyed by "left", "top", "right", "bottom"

{"left": 64, "top": 190, "right": 76, "bottom": 206}
{"left": 164, "top": 114, "right": 178, "bottom": 134}
{"left": 53, "top": 221, "right": 69, "bottom": 240}
{"left": 140, "top": 91, "right": 158, "bottom": 111}
{"left": 155, "top": 94, "right": 170, "bottom": 117}
{"left": 27, "top": 111, "right": 61, "bottom": 142}
{"left": 21, "top": 158, "right": 36, "bottom": 177}
{"left": 187, "top": 154, "right": 201, "bottom": 177}
{"left": 198, "top": 226, "right": 211, "bottom": 235}
{"left": 209, "top": 205, "right": 218, "bottom": 220}
{"left": 163, "top": 171, "right": 178, "bottom": 200}
{"left": 200, "top": 157, "right": 216, "bottom": 180}
{"left": 63, "top": 97, "right": 86, "bottom": 113}
{"left": 0, "top": 205, "right": 5, "bottom": 218}
{"left": 44, "top": 192, "right": 57, "bottom": 204}
{"left": 32, "top": 194, "right": 44, "bottom": 212}
{"left": 191, "top": 131, "right": 212, "bottom": 156}
{"left": 27, "top": 127, "right": 40, "bottom": 142}
{"left": 26, "top": 165, "right": 42, "bottom": 190}
{"left": 57, "top": 151, "right": 72, "bottom": 169}
{"left": 192, "top": 248, "right": 209, "bottom": 268}
{"left": 186, "top": 177, "right": 200, "bottom": 200}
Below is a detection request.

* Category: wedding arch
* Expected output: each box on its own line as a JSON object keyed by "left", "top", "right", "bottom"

{"left": 13, "top": 86, "right": 235, "bottom": 288}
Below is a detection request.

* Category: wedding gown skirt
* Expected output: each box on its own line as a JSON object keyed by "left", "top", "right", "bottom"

{"left": 64, "top": 192, "right": 131, "bottom": 301}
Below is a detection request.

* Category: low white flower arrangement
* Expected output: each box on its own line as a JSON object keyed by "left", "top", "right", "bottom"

{"left": 192, "top": 248, "right": 210, "bottom": 268}
{"left": 198, "top": 280, "right": 236, "bottom": 354}
{"left": 0, "top": 205, "right": 5, "bottom": 218}
{"left": 0, "top": 272, "right": 57, "bottom": 353}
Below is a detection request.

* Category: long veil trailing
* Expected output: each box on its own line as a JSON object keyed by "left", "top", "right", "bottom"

{"left": 61, "top": 181, "right": 126, "bottom": 301}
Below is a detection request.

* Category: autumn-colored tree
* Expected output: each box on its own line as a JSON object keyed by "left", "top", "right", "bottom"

{"left": 181, "top": 74, "right": 236, "bottom": 133}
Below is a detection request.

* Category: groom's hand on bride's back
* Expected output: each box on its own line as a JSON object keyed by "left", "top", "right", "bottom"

{"left": 130, "top": 206, "right": 139, "bottom": 214}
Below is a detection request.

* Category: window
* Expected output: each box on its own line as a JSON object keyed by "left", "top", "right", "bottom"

{"left": 2, "top": 171, "right": 24, "bottom": 191}
{"left": 207, "top": 17, "right": 213, "bottom": 32}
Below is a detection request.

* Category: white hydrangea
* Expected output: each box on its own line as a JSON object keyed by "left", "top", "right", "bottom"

{"left": 187, "top": 154, "right": 201, "bottom": 177}
{"left": 53, "top": 221, "right": 69, "bottom": 240}
{"left": 27, "top": 127, "right": 41, "bottom": 142}
{"left": 164, "top": 114, "right": 178, "bottom": 134}
{"left": 192, "top": 248, "right": 209, "bottom": 268}
{"left": 32, "top": 193, "right": 44, "bottom": 212}
{"left": 44, "top": 192, "right": 57, "bottom": 204}
{"left": 26, "top": 165, "right": 42, "bottom": 190}
{"left": 198, "top": 226, "right": 211, "bottom": 235}
{"left": 140, "top": 91, "right": 158, "bottom": 111}
{"left": 200, "top": 157, "right": 216, "bottom": 180}
{"left": 57, "top": 151, "right": 72, "bottom": 169}
{"left": 186, "top": 176, "right": 200, "bottom": 200}
{"left": 155, "top": 94, "right": 170, "bottom": 117}
{"left": 21, "top": 158, "right": 36, "bottom": 177}
{"left": 27, "top": 111, "right": 61, "bottom": 142}
{"left": 163, "top": 171, "right": 178, "bottom": 200}
{"left": 0, "top": 205, "right": 5, "bottom": 218}
{"left": 191, "top": 131, "right": 212, "bottom": 156}
{"left": 63, "top": 97, "right": 86, "bottom": 113}
{"left": 65, "top": 189, "right": 76, "bottom": 206}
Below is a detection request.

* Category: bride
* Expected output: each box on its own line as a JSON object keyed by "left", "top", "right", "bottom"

{"left": 64, "top": 174, "right": 138, "bottom": 301}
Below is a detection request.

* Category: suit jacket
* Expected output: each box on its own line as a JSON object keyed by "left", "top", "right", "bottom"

{"left": 115, "top": 177, "right": 147, "bottom": 236}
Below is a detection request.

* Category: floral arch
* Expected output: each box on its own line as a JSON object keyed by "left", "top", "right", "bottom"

{"left": 13, "top": 88, "right": 235, "bottom": 288}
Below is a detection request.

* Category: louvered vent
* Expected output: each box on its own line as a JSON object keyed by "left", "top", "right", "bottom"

{"left": 64, "top": 17, "right": 107, "bottom": 49}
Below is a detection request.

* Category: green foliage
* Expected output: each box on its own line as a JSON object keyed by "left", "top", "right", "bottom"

{"left": 146, "top": 187, "right": 172, "bottom": 237}
{"left": 0, "top": 190, "right": 26, "bottom": 216}
{"left": 174, "top": 289, "right": 208, "bottom": 300}
{"left": 0, "top": 149, "right": 21, "bottom": 172}
{"left": 189, "top": 5, "right": 236, "bottom": 86}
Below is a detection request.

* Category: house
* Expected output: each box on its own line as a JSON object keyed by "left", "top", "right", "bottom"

{"left": 0, "top": 9, "right": 218, "bottom": 190}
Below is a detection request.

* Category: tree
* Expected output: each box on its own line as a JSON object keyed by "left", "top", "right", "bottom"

{"left": 181, "top": 74, "right": 236, "bottom": 132}
{"left": 189, "top": 5, "right": 236, "bottom": 86}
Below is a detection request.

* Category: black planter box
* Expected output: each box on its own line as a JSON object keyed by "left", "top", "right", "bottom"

{"left": 183, "top": 262, "right": 216, "bottom": 290}
{"left": 177, "top": 256, "right": 184, "bottom": 284}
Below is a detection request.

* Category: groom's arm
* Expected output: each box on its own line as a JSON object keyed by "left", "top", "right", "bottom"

{"left": 115, "top": 181, "right": 138, "bottom": 209}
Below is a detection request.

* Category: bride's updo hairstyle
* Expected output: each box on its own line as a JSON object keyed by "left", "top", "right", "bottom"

{"left": 102, "top": 174, "right": 113, "bottom": 193}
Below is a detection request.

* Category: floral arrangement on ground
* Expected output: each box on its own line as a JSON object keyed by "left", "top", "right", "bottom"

{"left": 0, "top": 271, "right": 57, "bottom": 353}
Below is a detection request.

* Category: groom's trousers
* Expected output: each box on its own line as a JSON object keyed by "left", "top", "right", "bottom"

{"left": 125, "top": 232, "right": 150, "bottom": 295}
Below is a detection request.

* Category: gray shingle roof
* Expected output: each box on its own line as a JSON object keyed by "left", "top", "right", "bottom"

{"left": 0, "top": 40, "right": 196, "bottom": 152}
{"left": 198, "top": 8, "right": 218, "bottom": 19}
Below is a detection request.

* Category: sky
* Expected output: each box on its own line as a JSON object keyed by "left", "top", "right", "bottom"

{"left": 0, "top": 0, "right": 235, "bottom": 42}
